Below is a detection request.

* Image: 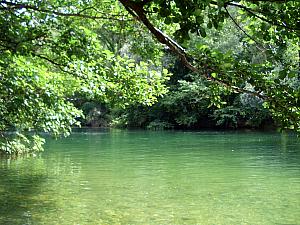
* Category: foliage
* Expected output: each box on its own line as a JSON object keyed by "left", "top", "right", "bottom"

{"left": 146, "top": 120, "right": 174, "bottom": 130}
{"left": 212, "top": 94, "right": 270, "bottom": 129}
{"left": 0, "top": 133, "right": 45, "bottom": 155}
{"left": 77, "top": 101, "right": 111, "bottom": 127}
{"left": 114, "top": 18, "right": 275, "bottom": 130}
{"left": 119, "top": 0, "right": 300, "bottom": 133}
{"left": 0, "top": 52, "right": 82, "bottom": 154}
{"left": 0, "top": 0, "right": 170, "bottom": 154}
{"left": 120, "top": 69, "right": 271, "bottom": 130}
{"left": 0, "top": 0, "right": 299, "bottom": 154}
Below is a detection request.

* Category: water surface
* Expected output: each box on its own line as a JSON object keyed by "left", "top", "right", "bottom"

{"left": 0, "top": 130, "right": 299, "bottom": 224}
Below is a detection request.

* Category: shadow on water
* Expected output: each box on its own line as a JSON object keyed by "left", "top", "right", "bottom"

{"left": 0, "top": 156, "right": 54, "bottom": 225}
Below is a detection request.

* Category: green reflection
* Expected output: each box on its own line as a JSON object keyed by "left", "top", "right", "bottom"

{"left": 1, "top": 130, "right": 300, "bottom": 224}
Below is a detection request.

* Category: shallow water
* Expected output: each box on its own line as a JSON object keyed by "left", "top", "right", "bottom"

{"left": 0, "top": 130, "right": 299, "bottom": 224}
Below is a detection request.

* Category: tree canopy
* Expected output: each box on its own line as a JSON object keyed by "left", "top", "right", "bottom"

{"left": 0, "top": 0, "right": 299, "bottom": 154}
{"left": 119, "top": 0, "right": 299, "bottom": 130}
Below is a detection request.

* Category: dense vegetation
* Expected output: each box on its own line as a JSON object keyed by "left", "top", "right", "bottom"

{"left": 0, "top": 0, "right": 299, "bottom": 154}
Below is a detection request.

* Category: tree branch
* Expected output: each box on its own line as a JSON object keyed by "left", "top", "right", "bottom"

{"left": 34, "top": 54, "right": 77, "bottom": 76}
{"left": 118, "top": 0, "right": 268, "bottom": 100}
{"left": 224, "top": 6, "right": 266, "bottom": 51}
{"left": 225, "top": 1, "right": 300, "bottom": 31}
{"left": 0, "top": 1, "right": 130, "bottom": 21}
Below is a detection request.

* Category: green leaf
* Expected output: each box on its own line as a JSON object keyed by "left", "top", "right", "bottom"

{"left": 199, "top": 27, "right": 207, "bottom": 37}
{"left": 211, "top": 73, "right": 217, "bottom": 78}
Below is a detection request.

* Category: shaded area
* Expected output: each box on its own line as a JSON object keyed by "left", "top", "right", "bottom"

{"left": 0, "top": 157, "right": 53, "bottom": 225}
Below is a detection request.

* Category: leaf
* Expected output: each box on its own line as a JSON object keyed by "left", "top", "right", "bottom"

{"left": 199, "top": 27, "right": 207, "bottom": 37}
{"left": 194, "top": 9, "right": 202, "bottom": 16}
{"left": 278, "top": 70, "right": 287, "bottom": 79}
{"left": 207, "top": 21, "right": 213, "bottom": 29}
{"left": 211, "top": 73, "right": 217, "bottom": 78}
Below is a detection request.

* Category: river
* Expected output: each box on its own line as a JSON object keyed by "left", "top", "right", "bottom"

{"left": 0, "top": 130, "right": 299, "bottom": 224}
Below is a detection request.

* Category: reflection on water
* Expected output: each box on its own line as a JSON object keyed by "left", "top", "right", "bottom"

{"left": 0, "top": 130, "right": 299, "bottom": 224}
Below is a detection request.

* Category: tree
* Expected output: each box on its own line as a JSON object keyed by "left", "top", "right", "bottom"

{"left": 0, "top": 0, "right": 299, "bottom": 154}
{"left": 119, "top": 0, "right": 299, "bottom": 132}
{"left": 0, "top": 0, "right": 169, "bottom": 154}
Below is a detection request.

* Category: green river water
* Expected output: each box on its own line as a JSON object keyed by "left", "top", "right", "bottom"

{"left": 0, "top": 130, "right": 299, "bottom": 224}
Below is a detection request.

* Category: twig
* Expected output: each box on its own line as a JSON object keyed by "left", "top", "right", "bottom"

{"left": 0, "top": 1, "right": 131, "bottom": 21}
{"left": 224, "top": 6, "right": 266, "bottom": 51}
{"left": 34, "top": 54, "right": 76, "bottom": 76}
{"left": 225, "top": 1, "right": 300, "bottom": 31}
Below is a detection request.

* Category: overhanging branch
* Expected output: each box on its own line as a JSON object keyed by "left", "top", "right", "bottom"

{"left": 118, "top": 0, "right": 268, "bottom": 100}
